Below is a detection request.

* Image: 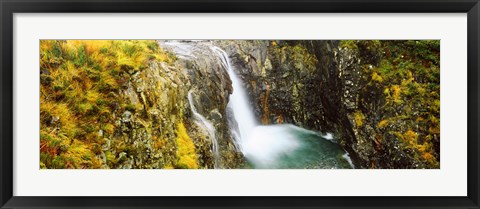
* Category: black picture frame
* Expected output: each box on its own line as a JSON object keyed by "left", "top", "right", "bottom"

{"left": 1, "top": 0, "right": 479, "bottom": 208}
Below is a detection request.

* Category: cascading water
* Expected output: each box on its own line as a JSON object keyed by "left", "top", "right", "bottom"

{"left": 162, "top": 40, "right": 354, "bottom": 169}
{"left": 211, "top": 46, "right": 353, "bottom": 169}
{"left": 211, "top": 46, "right": 258, "bottom": 152}
{"left": 187, "top": 90, "right": 220, "bottom": 168}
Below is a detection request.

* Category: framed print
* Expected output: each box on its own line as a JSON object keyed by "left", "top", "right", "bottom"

{"left": 1, "top": 0, "right": 479, "bottom": 208}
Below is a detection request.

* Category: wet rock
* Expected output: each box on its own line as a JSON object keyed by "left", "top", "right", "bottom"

{"left": 122, "top": 111, "right": 132, "bottom": 123}
{"left": 221, "top": 40, "right": 368, "bottom": 167}
{"left": 209, "top": 109, "right": 223, "bottom": 122}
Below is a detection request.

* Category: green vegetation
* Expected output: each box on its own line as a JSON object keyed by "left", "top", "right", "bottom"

{"left": 354, "top": 110, "right": 366, "bottom": 128}
{"left": 341, "top": 40, "right": 440, "bottom": 168}
{"left": 40, "top": 40, "right": 175, "bottom": 168}
{"left": 40, "top": 39, "right": 440, "bottom": 169}
{"left": 258, "top": 41, "right": 319, "bottom": 125}
{"left": 269, "top": 42, "right": 318, "bottom": 74}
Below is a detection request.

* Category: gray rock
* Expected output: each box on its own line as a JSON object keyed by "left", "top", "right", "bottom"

{"left": 122, "top": 111, "right": 132, "bottom": 123}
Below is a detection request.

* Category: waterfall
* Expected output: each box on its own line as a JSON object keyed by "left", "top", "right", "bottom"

{"left": 187, "top": 90, "right": 220, "bottom": 168}
{"left": 211, "top": 46, "right": 258, "bottom": 152}
{"left": 210, "top": 46, "right": 353, "bottom": 169}
{"left": 161, "top": 41, "right": 353, "bottom": 169}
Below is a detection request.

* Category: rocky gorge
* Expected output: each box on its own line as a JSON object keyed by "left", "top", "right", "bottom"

{"left": 40, "top": 40, "right": 440, "bottom": 169}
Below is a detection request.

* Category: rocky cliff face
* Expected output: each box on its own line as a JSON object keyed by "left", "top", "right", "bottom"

{"left": 111, "top": 41, "right": 245, "bottom": 169}
{"left": 161, "top": 41, "right": 245, "bottom": 168}
{"left": 219, "top": 40, "right": 439, "bottom": 169}
{"left": 40, "top": 40, "right": 243, "bottom": 169}
{"left": 218, "top": 40, "right": 364, "bottom": 167}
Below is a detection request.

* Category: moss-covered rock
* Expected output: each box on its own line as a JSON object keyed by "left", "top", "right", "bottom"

{"left": 221, "top": 40, "right": 440, "bottom": 169}
{"left": 40, "top": 40, "right": 439, "bottom": 169}
{"left": 40, "top": 40, "right": 244, "bottom": 169}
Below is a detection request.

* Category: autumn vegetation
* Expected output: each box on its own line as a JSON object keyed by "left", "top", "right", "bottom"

{"left": 39, "top": 40, "right": 200, "bottom": 168}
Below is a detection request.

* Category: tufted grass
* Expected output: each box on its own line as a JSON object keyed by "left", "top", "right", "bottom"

{"left": 40, "top": 40, "right": 175, "bottom": 168}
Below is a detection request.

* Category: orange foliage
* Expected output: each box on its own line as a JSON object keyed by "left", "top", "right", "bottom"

{"left": 260, "top": 83, "right": 271, "bottom": 125}
{"left": 277, "top": 114, "right": 284, "bottom": 124}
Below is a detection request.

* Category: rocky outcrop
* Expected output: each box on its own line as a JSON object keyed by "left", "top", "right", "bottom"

{"left": 219, "top": 40, "right": 440, "bottom": 169}
{"left": 158, "top": 41, "right": 244, "bottom": 168}
{"left": 40, "top": 40, "right": 439, "bottom": 169}
{"left": 107, "top": 61, "right": 189, "bottom": 168}
{"left": 117, "top": 42, "right": 244, "bottom": 169}
{"left": 217, "top": 40, "right": 362, "bottom": 167}
{"left": 40, "top": 40, "right": 243, "bottom": 169}
{"left": 105, "top": 41, "right": 245, "bottom": 169}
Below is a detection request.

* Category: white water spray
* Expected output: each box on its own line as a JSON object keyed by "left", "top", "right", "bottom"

{"left": 211, "top": 46, "right": 354, "bottom": 169}
{"left": 187, "top": 90, "right": 220, "bottom": 168}
{"left": 211, "top": 46, "right": 258, "bottom": 152}
{"left": 342, "top": 153, "right": 355, "bottom": 168}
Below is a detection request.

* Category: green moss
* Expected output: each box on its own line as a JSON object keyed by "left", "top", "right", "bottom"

{"left": 340, "top": 40, "right": 359, "bottom": 50}
{"left": 268, "top": 42, "right": 318, "bottom": 74}
{"left": 105, "top": 151, "right": 116, "bottom": 166}
{"left": 348, "top": 40, "right": 440, "bottom": 168}
{"left": 124, "top": 104, "right": 136, "bottom": 112}
{"left": 51, "top": 155, "right": 67, "bottom": 168}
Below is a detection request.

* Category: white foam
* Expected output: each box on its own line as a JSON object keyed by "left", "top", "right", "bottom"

{"left": 242, "top": 125, "right": 301, "bottom": 167}
{"left": 342, "top": 152, "right": 355, "bottom": 169}
{"left": 187, "top": 90, "right": 220, "bottom": 168}
{"left": 322, "top": 132, "right": 334, "bottom": 140}
{"left": 211, "top": 46, "right": 258, "bottom": 151}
